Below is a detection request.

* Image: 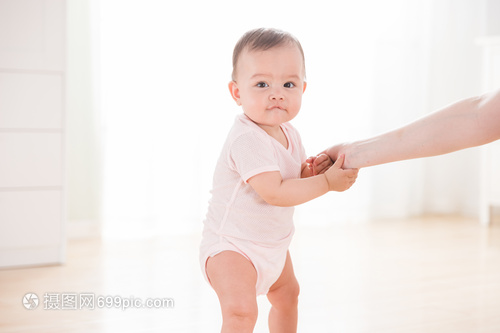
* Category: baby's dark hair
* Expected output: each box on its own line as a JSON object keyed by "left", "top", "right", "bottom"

{"left": 231, "top": 28, "right": 305, "bottom": 81}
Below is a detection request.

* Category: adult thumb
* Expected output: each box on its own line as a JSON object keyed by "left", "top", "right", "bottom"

{"left": 333, "top": 154, "right": 345, "bottom": 169}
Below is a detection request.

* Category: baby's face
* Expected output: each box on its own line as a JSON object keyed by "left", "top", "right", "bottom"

{"left": 229, "top": 44, "right": 306, "bottom": 130}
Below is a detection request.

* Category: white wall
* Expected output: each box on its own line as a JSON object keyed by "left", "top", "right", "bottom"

{"left": 66, "top": 0, "right": 102, "bottom": 238}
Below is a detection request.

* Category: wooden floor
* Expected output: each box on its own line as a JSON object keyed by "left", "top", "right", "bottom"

{"left": 1, "top": 216, "right": 500, "bottom": 332}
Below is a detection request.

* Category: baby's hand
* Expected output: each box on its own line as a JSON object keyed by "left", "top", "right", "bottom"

{"left": 323, "top": 154, "right": 358, "bottom": 192}
{"left": 306, "top": 153, "right": 333, "bottom": 176}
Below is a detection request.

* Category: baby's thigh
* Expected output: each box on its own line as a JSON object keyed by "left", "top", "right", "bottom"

{"left": 206, "top": 251, "right": 258, "bottom": 309}
{"left": 266, "top": 251, "right": 300, "bottom": 305}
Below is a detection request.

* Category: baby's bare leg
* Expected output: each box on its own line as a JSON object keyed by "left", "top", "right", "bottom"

{"left": 267, "top": 251, "right": 300, "bottom": 333}
{"left": 206, "top": 251, "right": 258, "bottom": 333}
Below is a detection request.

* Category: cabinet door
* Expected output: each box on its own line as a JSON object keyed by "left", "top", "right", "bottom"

{"left": 0, "top": 191, "right": 64, "bottom": 267}
{"left": 489, "top": 141, "right": 500, "bottom": 202}
{"left": 0, "top": 0, "right": 65, "bottom": 267}
{"left": 0, "top": 133, "right": 63, "bottom": 188}
{"left": 0, "top": 73, "right": 63, "bottom": 130}
{"left": 0, "top": 0, "right": 65, "bottom": 71}
{"left": 478, "top": 38, "right": 500, "bottom": 224}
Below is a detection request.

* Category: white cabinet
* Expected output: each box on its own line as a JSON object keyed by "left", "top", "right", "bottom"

{"left": 478, "top": 36, "right": 500, "bottom": 225}
{"left": 0, "top": 0, "right": 66, "bottom": 267}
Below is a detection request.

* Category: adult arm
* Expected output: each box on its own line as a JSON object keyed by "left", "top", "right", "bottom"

{"left": 325, "top": 89, "right": 500, "bottom": 169}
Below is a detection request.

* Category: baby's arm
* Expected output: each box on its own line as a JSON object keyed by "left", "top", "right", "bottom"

{"left": 248, "top": 155, "right": 358, "bottom": 207}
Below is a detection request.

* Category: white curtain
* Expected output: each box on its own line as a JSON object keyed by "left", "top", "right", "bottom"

{"left": 367, "top": 0, "right": 485, "bottom": 219}
{"left": 97, "top": 0, "right": 487, "bottom": 238}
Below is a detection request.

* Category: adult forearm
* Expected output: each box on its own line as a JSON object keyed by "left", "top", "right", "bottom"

{"left": 343, "top": 90, "right": 500, "bottom": 169}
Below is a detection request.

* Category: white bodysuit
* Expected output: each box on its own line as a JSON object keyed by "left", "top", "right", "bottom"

{"left": 200, "top": 114, "right": 306, "bottom": 295}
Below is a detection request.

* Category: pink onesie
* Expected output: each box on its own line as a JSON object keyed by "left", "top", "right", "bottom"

{"left": 200, "top": 114, "right": 306, "bottom": 295}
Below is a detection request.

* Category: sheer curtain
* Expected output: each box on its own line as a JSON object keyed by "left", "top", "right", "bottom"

{"left": 97, "top": 0, "right": 486, "bottom": 238}
{"left": 367, "top": 0, "right": 485, "bottom": 219}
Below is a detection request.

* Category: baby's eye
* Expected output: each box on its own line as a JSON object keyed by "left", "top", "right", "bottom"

{"left": 256, "top": 82, "right": 269, "bottom": 88}
{"left": 284, "top": 82, "right": 295, "bottom": 88}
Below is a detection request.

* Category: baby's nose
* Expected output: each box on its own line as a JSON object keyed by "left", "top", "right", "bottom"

{"left": 269, "top": 88, "right": 285, "bottom": 100}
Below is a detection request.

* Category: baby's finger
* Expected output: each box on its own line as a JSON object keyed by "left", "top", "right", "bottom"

{"left": 348, "top": 168, "right": 359, "bottom": 177}
{"left": 346, "top": 173, "right": 358, "bottom": 182}
{"left": 315, "top": 160, "right": 333, "bottom": 174}
{"left": 313, "top": 153, "right": 328, "bottom": 165}
{"left": 306, "top": 156, "right": 317, "bottom": 164}
{"left": 332, "top": 154, "right": 345, "bottom": 168}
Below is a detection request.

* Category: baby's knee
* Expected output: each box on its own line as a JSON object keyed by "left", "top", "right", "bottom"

{"left": 285, "top": 280, "right": 300, "bottom": 304}
{"left": 222, "top": 299, "right": 258, "bottom": 323}
{"left": 269, "top": 279, "right": 300, "bottom": 307}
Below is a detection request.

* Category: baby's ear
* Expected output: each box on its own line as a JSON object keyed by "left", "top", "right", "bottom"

{"left": 228, "top": 81, "right": 241, "bottom": 105}
{"left": 302, "top": 81, "right": 307, "bottom": 93}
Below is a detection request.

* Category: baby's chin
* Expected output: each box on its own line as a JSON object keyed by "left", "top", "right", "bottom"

{"left": 245, "top": 108, "right": 299, "bottom": 127}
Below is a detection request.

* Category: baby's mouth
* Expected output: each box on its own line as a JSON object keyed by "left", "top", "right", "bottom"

{"left": 267, "top": 105, "right": 286, "bottom": 111}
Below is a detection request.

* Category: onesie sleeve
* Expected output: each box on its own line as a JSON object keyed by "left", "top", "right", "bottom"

{"left": 229, "top": 132, "right": 280, "bottom": 183}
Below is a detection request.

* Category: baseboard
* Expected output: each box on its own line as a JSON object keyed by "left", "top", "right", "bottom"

{"left": 0, "top": 245, "right": 64, "bottom": 268}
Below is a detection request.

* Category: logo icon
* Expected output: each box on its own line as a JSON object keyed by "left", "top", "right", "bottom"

{"left": 23, "top": 293, "right": 39, "bottom": 310}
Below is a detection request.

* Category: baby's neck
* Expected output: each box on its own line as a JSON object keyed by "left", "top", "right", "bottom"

{"left": 258, "top": 123, "right": 288, "bottom": 149}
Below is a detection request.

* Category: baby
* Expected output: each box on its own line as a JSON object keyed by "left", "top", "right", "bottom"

{"left": 200, "top": 28, "right": 358, "bottom": 332}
